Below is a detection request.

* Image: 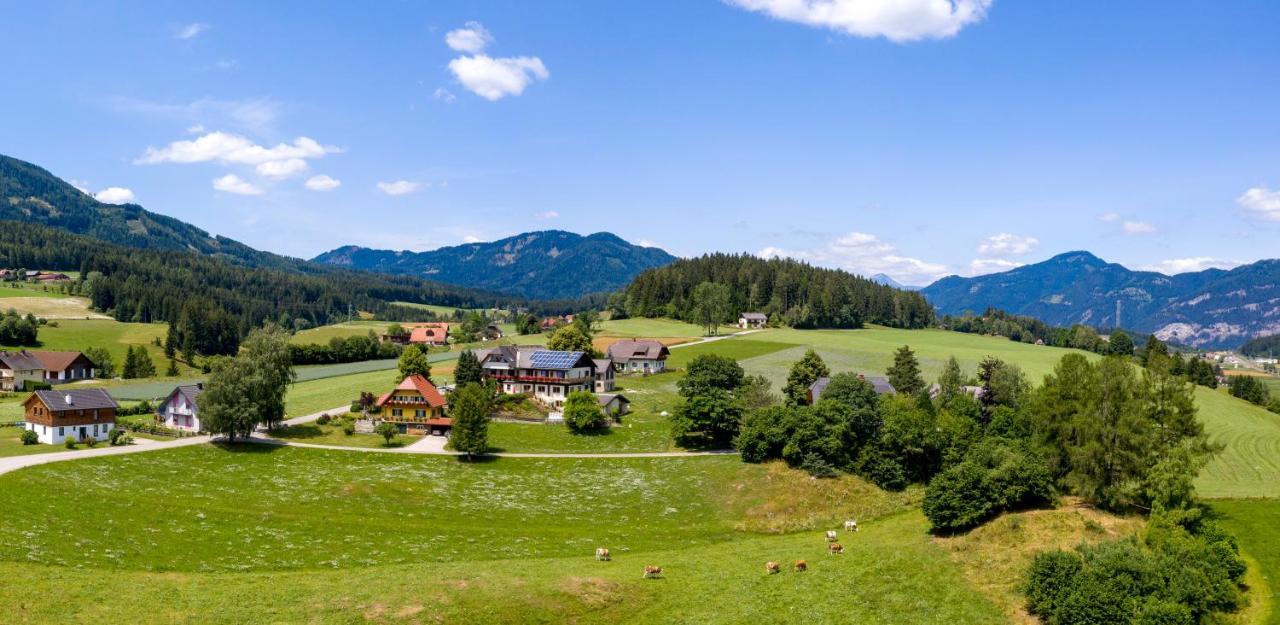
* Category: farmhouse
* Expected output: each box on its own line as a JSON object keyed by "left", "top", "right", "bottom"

{"left": 476, "top": 345, "right": 598, "bottom": 409}
{"left": 593, "top": 358, "right": 615, "bottom": 392}
{"left": 32, "top": 351, "right": 96, "bottom": 384}
{"left": 375, "top": 374, "right": 450, "bottom": 435}
{"left": 409, "top": 323, "right": 450, "bottom": 346}
{"left": 538, "top": 315, "right": 573, "bottom": 332}
{"left": 607, "top": 339, "right": 670, "bottom": 374}
{"left": 808, "top": 374, "right": 896, "bottom": 403}
{"left": 156, "top": 383, "right": 204, "bottom": 432}
{"left": 738, "top": 312, "right": 767, "bottom": 329}
{"left": 22, "top": 388, "right": 118, "bottom": 444}
{"left": 597, "top": 393, "right": 631, "bottom": 417}
{"left": 0, "top": 351, "right": 46, "bottom": 392}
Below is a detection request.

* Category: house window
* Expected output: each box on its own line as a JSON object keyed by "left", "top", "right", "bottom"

{"left": 415, "top": 409, "right": 425, "bottom": 418}
{"left": 392, "top": 409, "right": 403, "bottom": 417}
{"left": 58, "top": 427, "right": 63, "bottom": 436}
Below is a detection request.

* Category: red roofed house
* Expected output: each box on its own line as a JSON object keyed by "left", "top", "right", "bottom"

{"left": 375, "top": 374, "right": 450, "bottom": 436}
{"left": 408, "top": 323, "right": 450, "bottom": 347}
{"left": 31, "top": 351, "right": 97, "bottom": 384}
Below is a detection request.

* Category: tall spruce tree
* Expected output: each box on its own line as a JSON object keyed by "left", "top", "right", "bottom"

{"left": 454, "top": 350, "right": 484, "bottom": 387}
{"left": 450, "top": 382, "right": 491, "bottom": 459}
{"left": 783, "top": 349, "right": 829, "bottom": 406}
{"left": 886, "top": 345, "right": 925, "bottom": 396}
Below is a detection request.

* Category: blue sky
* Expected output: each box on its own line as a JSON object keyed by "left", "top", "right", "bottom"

{"left": 2, "top": 1, "right": 1279, "bottom": 285}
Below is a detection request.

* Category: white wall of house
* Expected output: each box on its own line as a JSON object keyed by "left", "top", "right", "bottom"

{"left": 45, "top": 367, "right": 94, "bottom": 383}
{"left": 622, "top": 359, "right": 666, "bottom": 373}
{"left": 158, "top": 395, "right": 202, "bottom": 432}
{"left": 1, "top": 368, "right": 44, "bottom": 392}
{"left": 26, "top": 420, "right": 113, "bottom": 445}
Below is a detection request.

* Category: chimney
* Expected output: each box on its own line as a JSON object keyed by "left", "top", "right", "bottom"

{"left": 64, "top": 394, "right": 73, "bottom": 405}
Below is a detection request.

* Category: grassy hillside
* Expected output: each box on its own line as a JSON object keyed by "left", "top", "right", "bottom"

{"left": 1214, "top": 499, "right": 1280, "bottom": 624}
{"left": 0, "top": 318, "right": 193, "bottom": 376}
{"left": 0, "top": 445, "right": 1008, "bottom": 624}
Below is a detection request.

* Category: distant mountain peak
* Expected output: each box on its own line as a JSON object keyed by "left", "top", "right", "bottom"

{"left": 921, "top": 250, "right": 1280, "bottom": 348}
{"left": 870, "top": 273, "right": 920, "bottom": 291}
{"left": 313, "top": 229, "right": 676, "bottom": 300}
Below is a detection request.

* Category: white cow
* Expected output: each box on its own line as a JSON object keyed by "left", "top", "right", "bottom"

{"left": 825, "top": 530, "right": 838, "bottom": 542}
{"left": 844, "top": 519, "right": 859, "bottom": 532}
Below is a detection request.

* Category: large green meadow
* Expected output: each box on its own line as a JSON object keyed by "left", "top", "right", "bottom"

{"left": 0, "top": 444, "right": 1009, "bottom": 624}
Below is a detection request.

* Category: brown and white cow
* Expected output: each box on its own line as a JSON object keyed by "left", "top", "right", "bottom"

{"left": 643, "top": 565, "right": 663, "bottom": 579}
{"left": 595, "top": 547, "right": 611, "bottom": 561}
{"left": 765, "top": 561, "right": 781, "bottom": 574}
{"left": 794, "top": 560, "right": 808, "bottom": 572}
{"left": 827, "top": 543, "right": 844, "bottom": 555}
{"left": 825, "top": 530, "right": 838, "bottom": 542}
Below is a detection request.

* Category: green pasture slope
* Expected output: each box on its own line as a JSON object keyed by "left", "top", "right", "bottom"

{"left": 0, "top": 444, "right": 1003, "bottom": 624}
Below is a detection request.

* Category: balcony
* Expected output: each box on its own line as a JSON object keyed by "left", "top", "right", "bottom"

{"left": 485, "top": 372, "right": 590, "bottom": 384}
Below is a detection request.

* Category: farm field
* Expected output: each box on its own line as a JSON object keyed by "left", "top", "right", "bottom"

{"left": 0, "top": 444, "right": 1014, "bottom": 624}
{"left": 0, "top": 285, "right": 63, "bottom": 298}
{"left": 597, "top": 317, "right": 734, "bottom": 339}
{"left": 0, "top": 319, "right": 190, "bottom": 376}
{"left": 290, "top": 319, "right": 389, "bottom": 344}
{"left": 1214, "top": 499, "right": 1280, "bottom": 624}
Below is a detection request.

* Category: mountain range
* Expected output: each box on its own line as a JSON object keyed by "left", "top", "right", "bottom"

{"left": 920, "top": 251, "right": 1280, "bottom": 348}
{"left": 1, "top": 153, "right": 671, "bottom": 301}
{"left": 313, "top": 232, "right": 677, "bottom": 300}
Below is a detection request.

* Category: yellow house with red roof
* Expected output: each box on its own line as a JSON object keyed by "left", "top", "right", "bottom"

{"left": 375, "top": 374, "right": 450, "bottom": 435}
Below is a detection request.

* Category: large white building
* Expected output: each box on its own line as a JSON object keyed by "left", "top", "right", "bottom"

{"left": 22, "top": 388, "right": 119, "bottom": 445}
{"left": 476, "top": 346, "right": 599, "bottom": 409}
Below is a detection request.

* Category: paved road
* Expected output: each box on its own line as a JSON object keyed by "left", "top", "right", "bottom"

{"left": 668, "top": 329, "right": 761, "bottom": 349}
{"left": 0, "top": 435, "right": 210, "bottom": 477}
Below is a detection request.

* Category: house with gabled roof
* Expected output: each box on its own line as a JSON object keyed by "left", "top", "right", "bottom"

{"left": 0, "top": 351, "right": 46, "bottom": 392}
{"left": 23, "top": 388, "right": 119, "bottom": 444}
{"left": 157, "top": 383, "right": 205, "bottom": 432}
{"left": 475, "top": 345, "right": 598, "bottom": 409}
{"left": 606, "top": 339, "right": 670, "bottom": 375}
{"left": 375, "top": 374, "right": 450, "bottom": 435}
{"left": 738, "top": 312, "right": 768, "bottom": 329}
{"left": 31, "top": 351, "right": 96, "bottom": 384}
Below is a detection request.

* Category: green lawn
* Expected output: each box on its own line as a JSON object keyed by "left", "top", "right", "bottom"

{"left": 290, "top": 320, "right": 389, "bottom": 344}
{"left": 0, "top": 426, "right": 62, "bottom": 458}
{"left": 270, "top": 422, "right": 422, "bottom": 448}
{"left": 597, "top": 318, "right": 735, "bottom": 338}
{"left": 1212, "top": 499, "right": 1279, "bottom": 624}
{"left": 0, "top": 319, "right": 195, "bottom": 378}
{"left": 285, "top": 368, "right": 400, "bottom": 417}
{"left": 0, "top": 445, "right": 1006, "bottom": 624}
{"left": 0, "top": 285, "right": 62, "bottom": 298}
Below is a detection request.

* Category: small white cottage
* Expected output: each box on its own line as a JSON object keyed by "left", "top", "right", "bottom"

{"left": 156, "top": 383, "right": 205, "bottom": 432}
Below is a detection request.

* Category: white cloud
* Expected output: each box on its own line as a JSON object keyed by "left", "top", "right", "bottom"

{"left": 535, "top": 210, "right": 559, "bottom": 219}
{"left": 1098, "top": 212, "right": 1121, "bottom": 222}
{"left": 759, "top": 231, "right": 947, "bottom": 284}
{"left": 463, "top": 235, "right": 485, "bottom": 244}
{"left": 1141, "top": 257, "right": 1242, "bottom": 275}
{"left": 638, "top": 239, "right": 661, "bottom": 248}
{"left": 93, "top": 187, "right": 136, "bottom": 204}
{"left": 445, "top": 21, "right": 493, "bottom": 53}
{"left": 255, "top": 158, "right": 309, "bottom": 179}
{"left": 1122, "top": 220, "right": 1157, "bottom": 234}
{"left": 212, "top": 174, "right": 262, "bottom": 195}
{"left": 377, "top": 180, "right": 421, "bottom": 196}
{"left": 967, "top": 258, "right": 1022, "bottom": 275}
{"left": 433, "top": 87, "right": 457, "bottom": 103}
{"left": 448, "top": 55, "right": 549, "bottom": 101}
{"left": 726, "top": 0, "right": 992, "bottom": 42}
{"left": 1237, "top": 186, "right": 1280, "bottom": 221}
{"left": 136, "top": 131, "right": 341, "bottom": 166}
{"left": 176, "top": 22, "right": 208, "bottom": 40}
{"left": 977, "top": 233, "right": 1038, "bottom": 256}
{"left": 305, "top": 175, "right": 341, "bottom": 191}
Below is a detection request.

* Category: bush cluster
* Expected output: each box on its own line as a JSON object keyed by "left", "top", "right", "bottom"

{"left": 1025, "top": 513, "right": 1245, "bottom": 625}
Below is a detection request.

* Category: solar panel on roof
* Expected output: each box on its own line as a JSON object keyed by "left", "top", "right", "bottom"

{"left": 530, "top": 350, "right": 582, "bottom": 369}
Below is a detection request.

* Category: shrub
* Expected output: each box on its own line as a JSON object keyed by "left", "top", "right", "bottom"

{"left": 109, "top": 428, "right": 131, "bottom": 446}
{"left": 1024, "top": 550, "right": 1082, "bottom": 616}
{"left": 19, "top": 429, "right": 38, "bottom": 445}
{"left": 856, "top": 448, "right": 909, "bottom": 491}
{"left": 63, "top": 437, "right": 77, "bottom": 449}
{"left": 563, "top": 391, "right": 608, "bottom": 433}
{"left": 342, "top": 423, "right": 355, "bottom": 436}
{"left": 374, "top": 421, "right": 399, "bottom": 444}
{"left": 316, "top": 414, "right": 331, "bottom": 426}
{"left": 922, "top": 461, "right": 997, "bottom": 532}
{"left": 798, "top": 452, "right": 839, "bottom": 478}
{"left": 84, "top": 436, "right": 98, "bottom": 448}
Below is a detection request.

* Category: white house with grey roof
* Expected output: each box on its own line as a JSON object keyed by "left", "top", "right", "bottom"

{"left": 0, "top": 350, "right": 46, "bottom": 392}
{"left": 474, "top": 345, "right": 599, "bottom": 409}
{"left": 606, "top": 339, "right": 670, "bottom": 375}
{"left": 738, "top": 312, "right": 768, "bottom": 329}
{"left": 157, "top": 383, "right": 205, "bottom": 432}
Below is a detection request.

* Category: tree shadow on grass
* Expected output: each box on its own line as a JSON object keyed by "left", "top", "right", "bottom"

{"left": 271, "top": 424, "right": 325, "bottom": 440}
{"left": 211, "top": 440, "right": 285, "bottom": 454}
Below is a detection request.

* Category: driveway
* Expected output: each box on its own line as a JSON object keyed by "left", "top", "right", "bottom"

{"left": 0, "top": 435, "right": 210, "bottom": 477}
{"left": 404, "top": 435, "right": 449, "bottom": 453}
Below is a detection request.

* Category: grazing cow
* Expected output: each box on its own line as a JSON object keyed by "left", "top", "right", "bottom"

{"left": 595, "top": 547, "right": 611, "bottom": 561}
{"left": 794, "top": 560, "right": 807, "bottom": 572}
{"left": 766, "top": 561, "right": 781, "bottom": 575}
{"left": 643, "top": 565, "right": 663, "bottom": 579}
{"left": 844, "top": 519, "right": 859, "bottom": 532}
{"left": 825, "top": 530, "right": 838, "bottom": 542}
{"left": 827, "top": 543, "right": 844, "bottom": 555}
